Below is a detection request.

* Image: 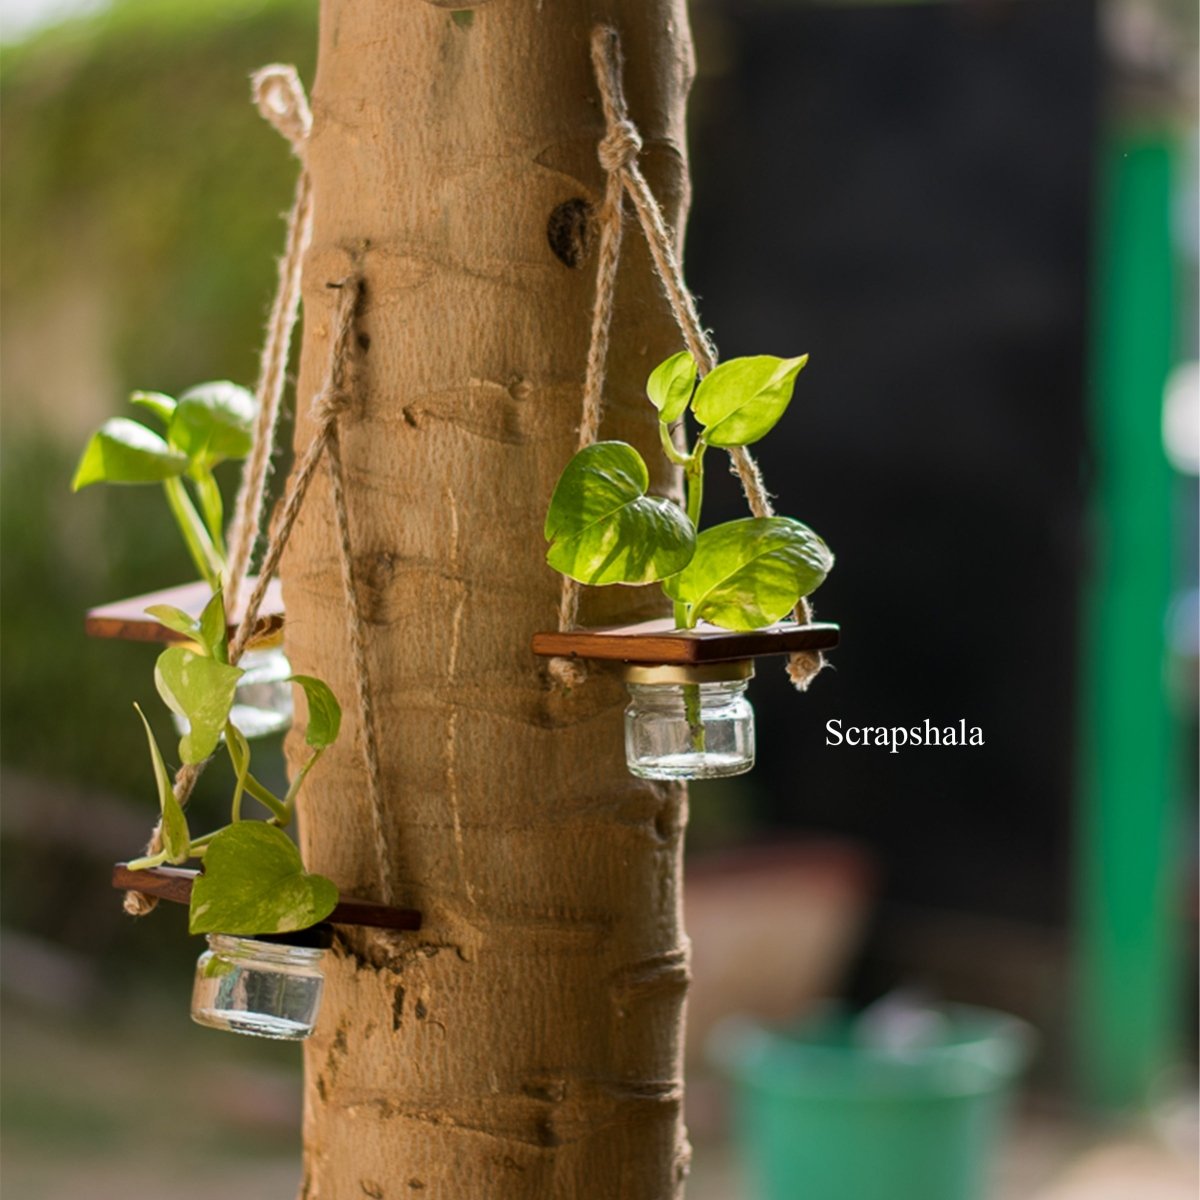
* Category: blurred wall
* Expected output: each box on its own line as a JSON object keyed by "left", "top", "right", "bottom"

{"left": 687, "top": 0, "right": 1097, "bottom": 940}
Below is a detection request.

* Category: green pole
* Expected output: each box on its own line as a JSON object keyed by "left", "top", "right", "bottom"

{"left": 1075, "top": 128, "right": 1182, "bottom": 1109}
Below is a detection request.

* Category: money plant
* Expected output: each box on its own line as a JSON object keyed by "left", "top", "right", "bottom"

{"left": 544, "top": 351, "right": 835, "bottom": 744}
{"left": 74, "top": 382, "right": 340, "bottom": 935}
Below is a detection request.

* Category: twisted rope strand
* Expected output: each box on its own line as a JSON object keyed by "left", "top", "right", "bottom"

{"left": 546, "top": 38, "right": 637, "bottom": 690}
{"left": 324, "top": 426, "right": 393, "bottom": 905}
{"left": 225, "top": 66, "right": 314, "bottom": 614}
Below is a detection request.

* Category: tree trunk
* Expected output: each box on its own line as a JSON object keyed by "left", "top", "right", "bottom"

{"left": 282, "top": 3, "right": 696, "bottom": 1196}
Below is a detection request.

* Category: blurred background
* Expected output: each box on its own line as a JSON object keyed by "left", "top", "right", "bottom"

{"left": 1, "top": 0, "right": 1195, "bottom": 1197}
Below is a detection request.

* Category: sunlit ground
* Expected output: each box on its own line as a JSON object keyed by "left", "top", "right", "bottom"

{"left": 2, "top": 999, "right": 1195, "bottom": 1200}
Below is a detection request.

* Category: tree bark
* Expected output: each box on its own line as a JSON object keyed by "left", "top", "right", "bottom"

{"left": 282, "top": 3, "right": 695, "bottom": 1196}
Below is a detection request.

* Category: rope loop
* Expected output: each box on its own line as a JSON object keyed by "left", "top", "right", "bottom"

{"left": 251, "top": 64, "right": 312, "bottom": 156}
{"left": 598, "top": 119, "right": 642, "bottom": 174}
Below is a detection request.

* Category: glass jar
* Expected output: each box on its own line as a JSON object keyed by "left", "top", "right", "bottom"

{"left": 171, "top": 641, "right": 294, "bottom": 740}
{"left": 191, "top": 929, "right": 329, "bottom": 1040}
{"left": 623, "top": 660, "right": 755, "bottom": 780}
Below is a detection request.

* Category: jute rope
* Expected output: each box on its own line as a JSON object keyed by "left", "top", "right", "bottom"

{"left": 549, "top": 26, "right": 824, "bottom": 691}
{"left": 319, "top": 286, "right": 395, "bottom": 907}
{"left": 123, "top": 75, "right": 394, "bottom": 914}
{"left": 224, "top": 65, "right": 314, "bottom": 614}
{"left": 545, "top": 36, "right": 633, "bottom": 690}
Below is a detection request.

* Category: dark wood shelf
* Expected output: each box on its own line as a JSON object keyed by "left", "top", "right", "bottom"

{"left": 532, "top": 618, "right": 840, "bottom": 665}
{"left": 86, "top": 578, "right": 284, "bottom": 646}
{"left": 112, "top": 864, "right": 423, "bottom": 933}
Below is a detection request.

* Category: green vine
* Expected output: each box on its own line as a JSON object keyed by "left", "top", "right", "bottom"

{"left": 74, "top": 382, "right": 341, "bottom": 935}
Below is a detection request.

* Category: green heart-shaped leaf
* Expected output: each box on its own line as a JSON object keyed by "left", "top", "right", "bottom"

{"left": 646, "top": 351, "right": 698, "bottom": 424}
{"left": 71, "top": 418, "right": 189, "bottom": 490}
{"left": 129, "top": 390, "right": 177, "bottom": 426}
{"left": 663, "top": 516, "right": 833, "bottom": 630}
{"left": 189, "top": 823, "right": 338, "bottom": 936}
{"left": 288, "top": 675, "right": 342, "bottom": 750}
{"left": 167, "top": 381, "right": 256, "bottom": 467}
{"left": 692, "top": 354, "right": 808, "bottom": 447}
{"left": 155, "top": 646, "right": 242, "bottom": 763}
{"left": 133, "top": 704, "right": 190, "bottom": 864}
{"left": 544, "top": 441, "right": 696, "bottom": 585}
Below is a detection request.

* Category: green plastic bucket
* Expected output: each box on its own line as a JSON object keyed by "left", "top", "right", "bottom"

{"left": 710, "top": 1003, "right": 1033, "bottom": 1200}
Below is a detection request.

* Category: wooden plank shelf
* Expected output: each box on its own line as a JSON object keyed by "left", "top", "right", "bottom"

{"left": 532, "top": 618, "right": 840, "bottom": 665}
{"left": 86, "top": 578, "right": 285, "bottom": 646}
{"left": 112, "top": 864, "right": 423, "bottom": 933}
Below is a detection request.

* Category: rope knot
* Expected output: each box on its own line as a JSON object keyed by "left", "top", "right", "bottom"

{"left": 312, "top": 386, "right": 352, "bottom": 425}
{"left": 548, "top": 655, "right": 589, "bottom": 691}
{"left": 598, "top": 119, "right": 642, "bottom": 174}
{"left": 252, "top": 63, "right": 312, "bottom": 155}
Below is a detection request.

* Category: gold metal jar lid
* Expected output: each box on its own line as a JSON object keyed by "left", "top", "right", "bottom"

{"left": 621, "top": 659, "right": 755, "bottom": 686}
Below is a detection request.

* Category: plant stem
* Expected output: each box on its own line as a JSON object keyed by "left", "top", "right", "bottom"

{"left": 681, "top": 440, "right": 708, "bottom": 751}
{"left": 188, "top": 827, "right": 226, "bottom": 855}
{"left": 126, "top": 849, "right": 170, "bottom": 871}
{"left": 190, "top": 466, "right": 227, "bottom": 562}
{"left": 284, "top": 748, "right": 323, "bottom": 813}
{"left": 162, "top": 477, "right": 223, "bottom": 586}
{"left": 239, "top": 769, "right": 290, "bottom": 824}
{"left": 683, "top": 681, "right": 705, "bottom": 754}
{"left": 684, "top": 440, "right": 706, "bottom": 531}
{"left": 658, "top": 419, "right": 691, "bottom": 467}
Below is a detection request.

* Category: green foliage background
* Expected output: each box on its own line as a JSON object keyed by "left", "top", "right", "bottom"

{"left": 2, "top": 0, "right": 316, "bottom": 788}
{"left": 0, "top": 0, "right": 319, "bottom": 981}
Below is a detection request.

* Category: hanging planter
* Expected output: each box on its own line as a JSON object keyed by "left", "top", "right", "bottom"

{"left": 534, "top": 356, "right": 841, "bottom": 781}
{"left": 81, "top": 68, "right": 418, "bottom": 1040}
{"left": 112, "top": 864, "right": 422, "bottom": 1041}
{"left": 532, "top": 33, "right": 840, "bottom": 781}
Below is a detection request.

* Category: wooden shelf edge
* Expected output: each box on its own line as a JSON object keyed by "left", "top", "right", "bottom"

{"left": 86, "top": 578, "right": 285, "bottom": 646}
{"left": 532, "top": 618, "right": 841, "bottom": 665}
{"left": 112, "top": 864, "right": 423, "bottom": 933}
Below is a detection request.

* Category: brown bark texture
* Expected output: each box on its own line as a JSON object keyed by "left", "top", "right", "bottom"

{"left": 281, "top": 2, "right": 697, "bottom": 1197}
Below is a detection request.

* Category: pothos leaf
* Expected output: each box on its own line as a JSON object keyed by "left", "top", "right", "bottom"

{"left": 662, "top": 516, "right": 833, "bottom": 630}
{"left": 544, "top": 441, "right": 696, "bottom": 585}
{"left": 145, "top": 604, "right": 201, "bottom": 642}
{"left": 167, "top": 381, "right": 256, "bottom": 467}
{"left": 132, "top": 704, "right": 190, "bottom": 864}
{"left": 71, "top": 418, "right": 189, "bottom": 489}
{"left": 199, "top": 589, "right": 229, "bottom": 663}
{"left": 188, "top": 823, "right": 338, "bottom": 936}
{"left": 692, "top": 354, "right": 808, "bottom": 447}
{"left": 288, "top": 675, "right": 341, "bottom": 750}
{"left": 646, "top": 351, "right": 698, "bottom": 424}
{"left": 154, "top": 646, "right": 242, "bottom": 763}
{"left": 129, "top": 390, "right": 177, "bottom": 426}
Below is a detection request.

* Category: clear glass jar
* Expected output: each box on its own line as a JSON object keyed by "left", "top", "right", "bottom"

{"left": 171, "top": 642, "right": 294, "bottom": 740}
{"left": 623, "top": 660, "right": 755, "bottom": 780}
{"left": 191, "top": 931, "right": 328, "bottom": 1040}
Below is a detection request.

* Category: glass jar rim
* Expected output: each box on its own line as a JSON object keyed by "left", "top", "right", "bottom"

{"left": 206, "top": 933, "right": 326, "bottom": 963}
{"left": 622, "top": 659, "right": 754, "bottom": 686}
